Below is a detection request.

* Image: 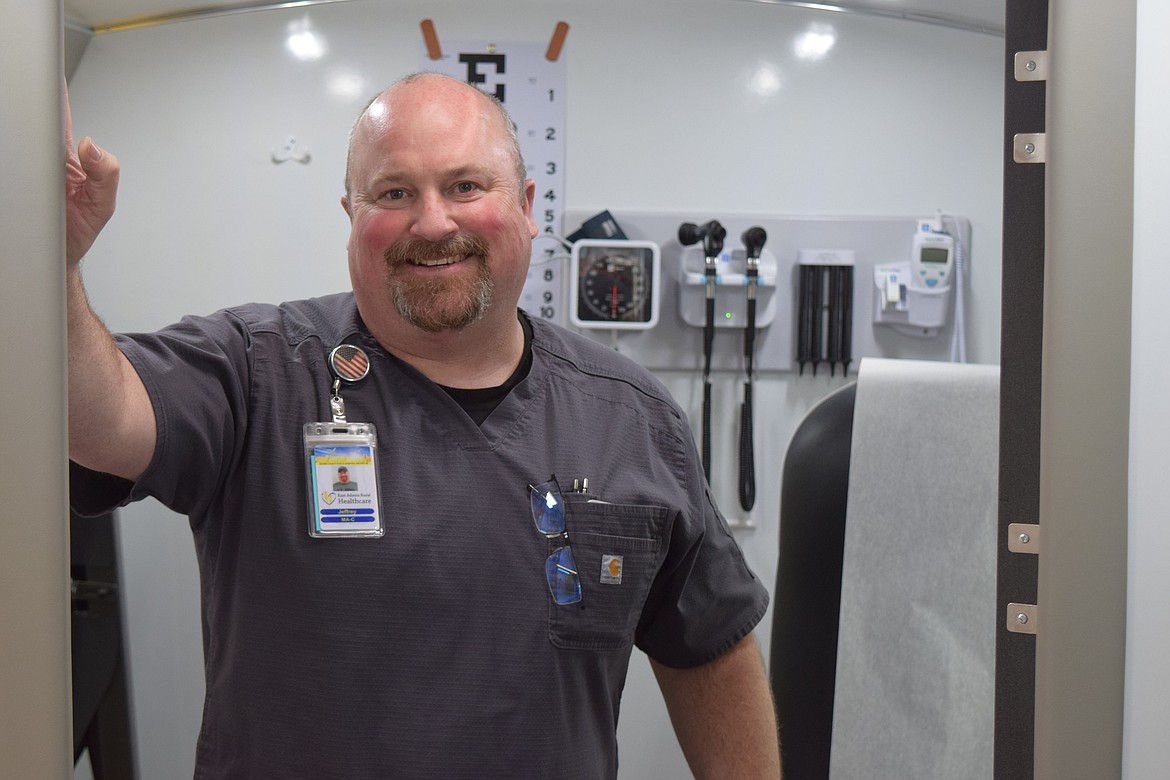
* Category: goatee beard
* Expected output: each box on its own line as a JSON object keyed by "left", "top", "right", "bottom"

{"left": 382, "top": 235, "right": 494, "bottom": 333}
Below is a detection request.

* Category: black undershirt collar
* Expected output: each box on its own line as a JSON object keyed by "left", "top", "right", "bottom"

{"left": 437, "top": 313, "right": 534, "bottom": 426}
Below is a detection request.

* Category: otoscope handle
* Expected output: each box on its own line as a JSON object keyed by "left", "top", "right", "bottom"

{"left": 741, "top": 226, "right": 765, "bottom": 363}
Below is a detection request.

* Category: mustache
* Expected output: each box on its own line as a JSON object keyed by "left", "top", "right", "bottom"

{"left": 382, "top": 234, "right": 491, "bottom": 265}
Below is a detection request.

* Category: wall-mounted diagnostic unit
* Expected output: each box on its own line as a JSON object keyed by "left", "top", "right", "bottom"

{"left": 872, "top": 220, "right": 956, "bottom": 338}
{"left": 569, "top": 239, "right": 662, "bottom": 329}
{"left": 910, "top": 230, "right": 956, "bottom": 289}
{"left": 562, "top": 210, "right": 971, "bottom": 372}
{"left": 676, "top": 245, "right": 780, "bottom": 329}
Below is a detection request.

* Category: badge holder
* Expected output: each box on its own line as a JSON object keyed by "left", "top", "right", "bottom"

{"left": 303, "top": 345, "right": 385, "bottom": 538}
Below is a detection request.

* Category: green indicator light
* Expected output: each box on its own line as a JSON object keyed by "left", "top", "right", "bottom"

{"left": 725, "top": 312, "right": 733, "bottom": 320}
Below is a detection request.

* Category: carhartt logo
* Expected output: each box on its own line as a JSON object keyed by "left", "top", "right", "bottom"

{"left": 600, "top": 554, "right": 623, "bottom": 585}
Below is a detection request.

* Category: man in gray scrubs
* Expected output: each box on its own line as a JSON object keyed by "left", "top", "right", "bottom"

{"left": 65, "top": 73, "right": 781, "bottom": 778}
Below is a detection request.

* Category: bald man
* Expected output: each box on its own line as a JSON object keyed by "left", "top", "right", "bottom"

{"left": 66, "top": 73, "right": 780, "bottom": 779}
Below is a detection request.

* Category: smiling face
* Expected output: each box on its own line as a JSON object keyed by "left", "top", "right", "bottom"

{"left": 342, "top": 74, "right": 537, "bottom": 340}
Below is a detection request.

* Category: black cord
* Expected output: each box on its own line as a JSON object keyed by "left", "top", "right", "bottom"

{"left": 702, "top": 380, "right": 713, "bottom": 484}
{"left": 738, "top": 381, "right": 755, "bottom": 510}
{"left": 738, "top": 279, "right": 758, "bottom": 511}
{"left": 702, "top": 294, "right": 715, "bottom": 483}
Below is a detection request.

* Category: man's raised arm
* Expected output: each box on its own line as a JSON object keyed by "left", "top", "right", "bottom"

{"left": 65, "top": 82, "right": 155, "bottom": 481}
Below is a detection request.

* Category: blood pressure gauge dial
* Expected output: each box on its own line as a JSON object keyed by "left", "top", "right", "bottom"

{"left": 569, "top": 239, "right": 662, "bottom": 330}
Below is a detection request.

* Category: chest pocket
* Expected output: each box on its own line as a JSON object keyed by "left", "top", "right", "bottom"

{"left": 549, "top": 497, "right": 668, "bottom": 651}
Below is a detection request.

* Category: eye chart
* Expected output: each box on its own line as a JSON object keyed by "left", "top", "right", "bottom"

{"left": 421, "top": 22, "right": 569, "bottom": 326}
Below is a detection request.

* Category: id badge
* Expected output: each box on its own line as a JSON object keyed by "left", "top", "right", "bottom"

{"left": 304, "top": 421, "right": 384, "bottom": 538}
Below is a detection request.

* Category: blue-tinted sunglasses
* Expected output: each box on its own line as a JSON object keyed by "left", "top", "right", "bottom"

{"left": 528, "top": 477, "right": 582, "bottom": 605}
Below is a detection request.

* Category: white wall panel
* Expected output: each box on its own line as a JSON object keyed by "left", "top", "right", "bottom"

{"left": 67, "top": 1, "right": 1003, "bottom": 776}
{"left": 1124, "top": 0, "right": 1170, "bottom": 775}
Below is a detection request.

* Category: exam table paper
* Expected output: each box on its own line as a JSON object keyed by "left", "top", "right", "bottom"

{"left": 830, "top": 358, "right": 999, "bottom": 780}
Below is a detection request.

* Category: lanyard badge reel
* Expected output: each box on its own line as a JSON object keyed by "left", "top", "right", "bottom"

{"left": 303, "top": 345, "right": 385, "bottom": 538}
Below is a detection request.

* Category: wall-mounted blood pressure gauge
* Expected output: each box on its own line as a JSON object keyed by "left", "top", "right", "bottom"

{"left": 569, "top": 239, "right": 661, "bottom": 329}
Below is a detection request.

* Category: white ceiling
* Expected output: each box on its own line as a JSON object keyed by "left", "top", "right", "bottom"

{"left": 64, "top": 0, "right": 1004, "bottom": 36}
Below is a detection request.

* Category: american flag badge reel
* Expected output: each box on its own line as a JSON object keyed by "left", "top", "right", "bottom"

{"left": 302, "top": 344, "right": 384, "bottom": 538}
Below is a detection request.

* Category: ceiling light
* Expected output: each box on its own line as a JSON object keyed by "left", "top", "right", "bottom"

{"left": 286, "top": 15, "right": 326, "bottom": 62}
{"left": 794, "top": 23, "right": 837, "bottom": 61}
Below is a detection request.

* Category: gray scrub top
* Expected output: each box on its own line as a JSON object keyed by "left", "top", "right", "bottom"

{"left": 71, "top": 292, "right": 769, "bottom": 780}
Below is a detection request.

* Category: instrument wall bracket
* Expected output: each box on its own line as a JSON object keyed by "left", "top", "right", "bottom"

{"left": 677, "top": 247, "right": 780, "bottom": 329}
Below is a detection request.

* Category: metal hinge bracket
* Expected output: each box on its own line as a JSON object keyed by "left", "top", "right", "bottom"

{"left": 1008, "top": 523, "right": 1040, "bottom": 554}
{"left": 1014, "top": 50, "right": 1049, "bottom": 82}
{"left": 1007, "top": 603, "right": 1038, "bottom": 635}
{"left": 1014, "top": 133, "right": 1046, "bottom": 163}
